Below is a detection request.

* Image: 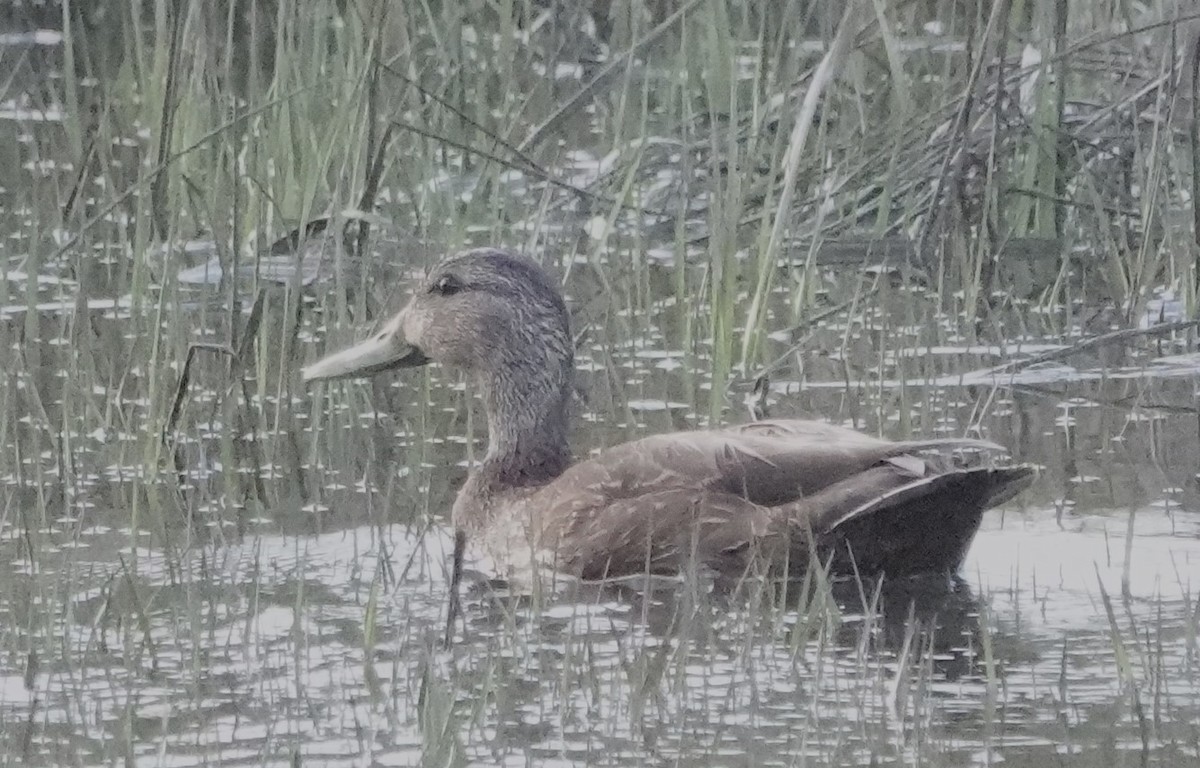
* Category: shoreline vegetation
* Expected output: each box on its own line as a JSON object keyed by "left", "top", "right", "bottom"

{"left": 1, "top": 2, "right": 1198, "bottom": 765}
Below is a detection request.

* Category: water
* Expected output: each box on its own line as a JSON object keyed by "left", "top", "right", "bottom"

{"left": 4, "top": 495, "right": 1197, "bottom": 765}
{"left": 3, "top": 4, "right": 1200, "bottom": 767}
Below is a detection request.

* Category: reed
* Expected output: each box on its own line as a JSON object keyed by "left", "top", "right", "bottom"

{"left": 2, "top": 0, "right": 1199, "bottom": 765}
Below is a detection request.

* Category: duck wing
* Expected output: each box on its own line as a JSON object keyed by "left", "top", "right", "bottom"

{"left": 555, "top": 418, "right": 1005, "bottom": 507}
{"left": 528, "top": 419, "right": 1028, "bottom": 579}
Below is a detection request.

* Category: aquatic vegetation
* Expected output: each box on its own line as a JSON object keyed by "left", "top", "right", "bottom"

{"left": 1, "top": 1, "right": 1198, "bottom": 765}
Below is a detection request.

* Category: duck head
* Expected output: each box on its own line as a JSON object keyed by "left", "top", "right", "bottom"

{"left": 303, "top": 247, "right": 573, "bottom": 384}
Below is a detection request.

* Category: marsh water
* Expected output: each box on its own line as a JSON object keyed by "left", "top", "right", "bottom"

{"left": 3, "top": 3, "right": 1200, "bottom": 767}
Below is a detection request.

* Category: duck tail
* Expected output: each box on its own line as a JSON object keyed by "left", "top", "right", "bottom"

{"left": 783, "top": 463, "right": 1037, "bottom": 576}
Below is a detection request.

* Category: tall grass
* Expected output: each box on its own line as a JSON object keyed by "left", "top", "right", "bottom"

{"left": 2, "top": 0, "right": 1200, "bottom": 765}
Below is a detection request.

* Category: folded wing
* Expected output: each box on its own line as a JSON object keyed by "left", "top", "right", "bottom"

{"left": 530, "top": 419, "right": 1032, "bottom": 579}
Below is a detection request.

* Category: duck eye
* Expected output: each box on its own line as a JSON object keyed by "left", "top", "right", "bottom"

{"left": 431, "top": 274, "right": 461, "bottom": 296}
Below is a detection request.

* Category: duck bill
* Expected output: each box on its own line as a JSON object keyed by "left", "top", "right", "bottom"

{"left": 302, "top": 315, "right": 429, "bottom": 382}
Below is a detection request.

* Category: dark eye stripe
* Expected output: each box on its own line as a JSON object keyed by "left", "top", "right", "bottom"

{"left": 431, "top": 274, "right": 462, "bottom": 295}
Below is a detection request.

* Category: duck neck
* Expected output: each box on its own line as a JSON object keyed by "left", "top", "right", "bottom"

{"left": 476, "top": 362, "right": 572, "bottom": 489}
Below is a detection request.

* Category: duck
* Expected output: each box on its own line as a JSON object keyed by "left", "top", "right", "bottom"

{"left": 303, "top": 247, "right": 1035, "bottom": 588}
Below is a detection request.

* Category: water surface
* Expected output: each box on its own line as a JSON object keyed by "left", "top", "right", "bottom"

{"left": 1, "top": 5, "right": 1199, "bottom": 767}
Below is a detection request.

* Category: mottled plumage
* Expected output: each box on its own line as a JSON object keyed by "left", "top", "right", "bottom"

{"left": 304, "top": 247, "right": 1034, "bottom": 583}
